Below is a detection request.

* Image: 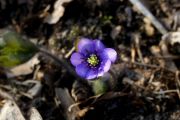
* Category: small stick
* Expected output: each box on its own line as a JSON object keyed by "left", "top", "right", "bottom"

{"left": 175, "top": 71, "right": 180, "bottom": 100}
{"left": 39, "top": 48, "right": 80, "bottom": 79}
{"left": 0, "top": 89, "right": 14, "bottom": 100}
{"left": 65, "top": 46, "right": 75, "bottom": 58}
{"left": 131, "top": 46, "right": 136, "bottom": 63}
{"left": 55, "top": 88, "right": 80, "bottom": 120}
{"left": 129, "top": 0, "right": 168, "bottom": 34}
{"left": 160, "top": 36, "right": 178, "bottom": 72}
{"left": 153, "top": 90, "right": 179, "bottom": 94}
{"left": 153, "top": 56, "right": 180, "bottom": 59}
{"left": 134, "top": 34, "right": 144, "bottom": 64}
{"left": 131, "top": 61, "right": 176, "bottom": 73}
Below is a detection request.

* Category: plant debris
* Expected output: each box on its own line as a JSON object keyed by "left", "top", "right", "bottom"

{"left": 0, "top": 0, "right": 180, "bottom": 120}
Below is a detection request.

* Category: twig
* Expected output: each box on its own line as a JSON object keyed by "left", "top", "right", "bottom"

{"left": 122, "top": 77, "right": 145, "bottom": 89}
{"left": 133, "top": 33, "right": 144, "bottom": 64}
{"left": 153, "top": 90, "right": 179, "bottom": 94}
{"left": 148, "top": 73, "right": 155, "bottom": 83}
{"left": 0, "top": 89, "right": 14, "bottom": 100}
{"left": 160, "top": 35, "right": 178, "bottom": 72}
{"left": 153, "top": 56, "right": 180, "bottom": 59}
{"left": 150, "top": 46, "right": 166, "bottom": 68}
{"left": 33, "top": 65, "right": 41, "bottom": 80}
{"left": 175, "top": 71, "right": 180, "bottom": 88}
{"left": 69, "top": 92, "right": 127, "bottom": 110}
{"left": 130, "top": 61, "right": 176, "bottom": 73}
{"left": 65, "top": 46, "right": 75, "bottom": 58}
{"left": 154, "top": 89, "right": 180, "bottom": 100}
{"left": 131, "top": 45, "right": 136, "bottom": 63}
{"left": 55, "top": 88, "right": 80, "bottom": 120}
{"left": 175, "top": 71, "right": 180, "bottom": 100}
{"left": 129, "top": 0, "right": 168, "bottom": 34}
{"left": 39, "top": 48, "right": 80, "bottom": 79}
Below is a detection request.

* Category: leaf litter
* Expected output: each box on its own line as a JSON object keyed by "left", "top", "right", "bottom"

{"left": 0, "top": 0, "right": 179, "bottom": 120}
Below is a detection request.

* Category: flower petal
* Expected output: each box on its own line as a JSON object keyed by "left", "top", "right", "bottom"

{"left": 103, "top": 48, "right": 117, "bottom": 62}
{"left": 101, "top": 59, "right": 111, "bottom": 72}
{"left": 78, "top": 38, "right": 94, "bottom": 54}
{"left": 70, "top": 53, "right": 84, "bottom": 66}
{"left": 93, "top": 40, "right": 105, "bottom": 51}
{"left": 76, "top": 63, "right": 90, "bottom": 78}
{"left": 86, "top": 69, "right": 98, "bottom": 80}
{"left": 97, "top": 69, "right": 104, "bottom": 77}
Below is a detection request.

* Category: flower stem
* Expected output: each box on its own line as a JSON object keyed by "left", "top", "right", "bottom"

{"left": 91, "top": 78, "right": 108, "bottom": 95}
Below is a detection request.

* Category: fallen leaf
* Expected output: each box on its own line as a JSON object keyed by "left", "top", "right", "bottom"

{"left": 5, "top": 55, "right": 39, "bottom": 78}
{"left": 29, "top": 107, "right": 43, "bottom": 120}
{"left": 0, "top": 100, "right": 25, "bottom": 120}
{"left": 44, "top": 0, "right": 73, "bottom": 24}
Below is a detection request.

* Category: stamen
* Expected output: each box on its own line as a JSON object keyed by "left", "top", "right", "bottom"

{"left": 87, "top": 54, "right": 99, "bottom": 67}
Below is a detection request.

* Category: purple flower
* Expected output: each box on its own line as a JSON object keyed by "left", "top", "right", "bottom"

{"left": 70, "top": 38, "right": 117, "bottom": 80}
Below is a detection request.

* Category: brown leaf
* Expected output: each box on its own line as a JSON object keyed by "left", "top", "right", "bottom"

{"left": 44, "top": 0, "right": 73, "bottom": 24}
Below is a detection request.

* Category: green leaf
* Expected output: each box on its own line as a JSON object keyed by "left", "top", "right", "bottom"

{"left": 0, "top": 31, "right": 38, "bottom": 67}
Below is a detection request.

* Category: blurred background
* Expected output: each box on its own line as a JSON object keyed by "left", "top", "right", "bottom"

{"left": 0, "top": 0, "right": 180, "bottom": 120}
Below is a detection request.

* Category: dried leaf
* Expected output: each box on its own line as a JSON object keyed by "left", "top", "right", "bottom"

{"left": 160, "top": 32, "right": 180, "bottom": 72}
{"left": 29, "top": 107, "right": 43, "bottom": 120}
{"left": 25, "top": 80, "right": 42, "bottom": 98}
{"left": 167, "top": 32, "right": 180, "bottom": 45}
{"left": 0, "top": 100, "right": 25, "bottom": 120}
{"left": 44, "top": 0, "right": 72, "bottom": 24}
{"left": 5, "top": 55, "right": 39, "bottom": 78}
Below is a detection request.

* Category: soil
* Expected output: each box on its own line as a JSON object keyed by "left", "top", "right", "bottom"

{"left": 0, "top": 0, "right": 180, "bottom": 120}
